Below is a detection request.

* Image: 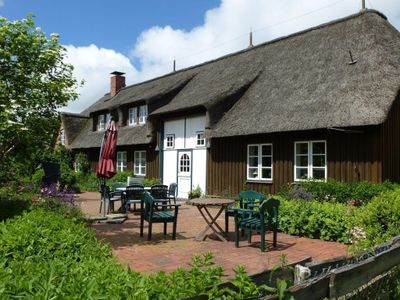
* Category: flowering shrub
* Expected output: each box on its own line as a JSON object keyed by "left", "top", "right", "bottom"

{"left": 289, "top": 186, "right": 314, "bottom": 201}
{"left": 278, "top": 179, "right": 396, "bottom": 205}
{"left": 39, "top": 183, "right": 75, "bottom": 207}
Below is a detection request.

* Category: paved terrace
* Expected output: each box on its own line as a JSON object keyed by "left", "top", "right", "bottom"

{"left": 77, "top": 192, "right": 347, "bottom": 277}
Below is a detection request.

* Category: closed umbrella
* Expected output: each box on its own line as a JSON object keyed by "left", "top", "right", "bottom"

{"left": 96, "top": 118, "right": 118, "bottom": 215}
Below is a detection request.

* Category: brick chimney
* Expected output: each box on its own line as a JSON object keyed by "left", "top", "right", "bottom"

{"left": 110, "top": 71, "right": 126, "bottom": 97}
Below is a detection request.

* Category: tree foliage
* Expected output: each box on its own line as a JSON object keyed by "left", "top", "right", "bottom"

{"left": 0, "top": 15, "right": 80, "bottom": 182}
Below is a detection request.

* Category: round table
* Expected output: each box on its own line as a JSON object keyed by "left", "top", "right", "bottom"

{"left": 191, "top": 198, "right": 234, "bottom": 242}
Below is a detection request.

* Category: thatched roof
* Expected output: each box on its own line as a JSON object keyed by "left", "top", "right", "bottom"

{"left": 66, "top": 118, "right": 149, "bottom": 149}
{"left": 60, "top": 112, "right": 89, "bottom": 146}
{"left": 211, "top": 10, "right": 400, "bottom": 137}
{"left": 67, "top": 10, "right": 400, "bottom": 148}
{"left": 81, "top": 72, "right": 197, "bottom": 116}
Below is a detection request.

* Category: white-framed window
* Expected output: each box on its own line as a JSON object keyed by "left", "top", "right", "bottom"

{"left": 247, "top": 144, "right": 273, "bottom": 181}
{"left": 97, "top": 113, "right": 110, "bottom": 131}
{"left": 179, "top": 153, "right": 190, "bottom": 173}
{"left": 196, "top": 131, "right": 205, "bottom": 147}
{"left": 134, "top": 150, "right": 146, "bottom": 176}
{"left": 294, "top": 140, "right": 327, "bottom": 181}
{"left": 128, "top": 105, "right": 147, "bottom": 125}
{"left": 139, "top": 105, "right": 147, "bottom": 124}
{"left": 165, "top": 134, "right": 175, "bottom": 149}
{"left": 116, "top": 151, "right": 127, "bottom": 172}
{"left": 59, "top": 128, "right": 65, "bottom": 145}
{"left": 128, "top": 107, "right": 138, "bottom": 126}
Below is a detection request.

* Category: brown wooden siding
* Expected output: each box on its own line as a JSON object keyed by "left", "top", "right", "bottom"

{"left": 207, "top": 127, "right": 382, "bottom": 196}
{"left": 382, "top": 92, "right": 400, "bottom": 183}
{"left": 77, "top": 144, "right": 159, "bottom": 179}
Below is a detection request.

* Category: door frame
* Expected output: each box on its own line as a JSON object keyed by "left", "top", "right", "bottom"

{"left": 176, "top": 149, "right": 193, "bottom": 197}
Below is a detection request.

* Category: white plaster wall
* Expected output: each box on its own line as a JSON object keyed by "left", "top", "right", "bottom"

{"left": 185, "top": 116, "right": 206, "bottom": 149}
{"left": 163, "top": 115, "right": 207, "bottom": 198}
{"left": 192, "top": 149, "right": 207, "bottom": 195}
{"left": 164, "top": 119, "right": 185, "bottom": 149}
{"left": 163, "top": 150, "right": 177, "bottom": 188}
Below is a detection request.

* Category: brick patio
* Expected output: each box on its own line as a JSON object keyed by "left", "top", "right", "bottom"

{"left": 77, "top": 192, "right": 348, "bottom": 277}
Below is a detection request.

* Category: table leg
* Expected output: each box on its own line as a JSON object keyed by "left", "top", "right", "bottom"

{"left": 195, "top": 206, "right": 228, "bottom": 242}
{"left": 204, "top": 206, "right": 226, "bottom": 234}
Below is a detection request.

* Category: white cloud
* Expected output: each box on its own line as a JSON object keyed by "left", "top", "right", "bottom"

{"left": 131, "top": 0, "right": 400, "bottom": 80}
{"left": 64, "top": 0, "right": 400, "bottom": 113}
{"left": 62, "top": 44, "right": 138, "bottom": 113}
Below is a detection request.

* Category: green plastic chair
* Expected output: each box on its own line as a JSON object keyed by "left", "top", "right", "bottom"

{"left": 234, "top": 198, "right": 280, "bottom": 252}
{"left": 140, "top": 191, "right": 180, "bottom": 241}
{"left": 225, "top": 190, "right": 266, "bottom": 233}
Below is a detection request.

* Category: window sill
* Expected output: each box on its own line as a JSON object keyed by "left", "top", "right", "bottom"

{"left": 246, "top": 180, "right": 273, "bottom": 184}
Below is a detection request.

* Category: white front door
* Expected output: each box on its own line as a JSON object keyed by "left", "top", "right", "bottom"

{"left": 177, "top": 151, "right": 191, "bottom": 199}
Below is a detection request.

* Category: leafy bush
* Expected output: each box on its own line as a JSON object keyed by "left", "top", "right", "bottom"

{"left": 31, "top": 168, "right": 45, "bottom": 189}
{"left": 0, "top": 209, "right": 282, "bottom": 299}
{"left": 278, "top": 179, "right": 397, "bottom": 205}
{"left": 143, "top": 178, "right": 162, "bottom": 187}
{"left": 278, "top": 196, "right": 353, "bottom": 243}
{"left": 189, "top": 185, "right": 202, "bottom": 199}
{"left": 108, "top": 171, "right": 134, "bottom": 184}
{"left": 76, "top": 172, "right": 100, "bottom": 192}
{"left": 74, "top": 152, "right": 90, "bottom": 174}
{"left": 0, "top": 195, "right": 32, "bottom": 222}
{"left": 351, "top": 188, "right": 400, "bottom": 250}
{"left": 0, "top": 184, "right": 36, "bottom": 221}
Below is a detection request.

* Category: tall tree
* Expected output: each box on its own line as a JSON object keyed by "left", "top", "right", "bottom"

{"left": 0, "top": 15, "right": 80, "bottom": 181}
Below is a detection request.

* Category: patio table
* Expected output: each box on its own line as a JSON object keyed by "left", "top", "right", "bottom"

{"left": 191, "top": 198, "right": 234, "bottom": 242}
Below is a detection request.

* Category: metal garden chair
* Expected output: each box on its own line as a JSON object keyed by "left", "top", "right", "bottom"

{"left": 167, "top": 183, "right": 178, "bottom": 204}
{"left": 234, "top": 197, "right": 280, "bottom": 252}
{"left": 140, "top": 191, "right": 180, "bottom": 240}
{"left": 225, "top": 190, "right": 266, "bottom": 233}
{"left": 124, "top": 184, "right": 144, "bottom": 213}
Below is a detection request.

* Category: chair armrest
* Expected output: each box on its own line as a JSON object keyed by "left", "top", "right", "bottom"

{"left": 233, "top": 208, "right": 257, "bottom": 218}
{"left": 162, "top": 204, "right": 181, "bottom": 208}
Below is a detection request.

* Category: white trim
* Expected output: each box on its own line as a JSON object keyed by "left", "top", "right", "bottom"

{"left": 178, "top": 152, "right": 191, "bottom": 176}
{"left": 97, "top": 113, "right": 110, "bottom": 131}
{"left": 246, "top": 143, "right": 273, "bottom": 181}
{"left": 134, "top": 150, "right": 146, "bottom": 176}
{"left": 138, "top": 105, "right": 147, "bottom": 124}
{"left": 116, "top": 151, "right": 127, "bottom": 172}
{"left": 59, "top": 128, "right": 65, "bottom": 145}
{"left": 128, "top": 107, "right": 138, "bottom": 126}
{"left": 294, "top": 140, "right": 327, "bottom": 181}
{"left": 196, "top": 131, "right": 205, "bottom": 147}
{"left": 165, "top": 134, "right": 175, "bottom": 149}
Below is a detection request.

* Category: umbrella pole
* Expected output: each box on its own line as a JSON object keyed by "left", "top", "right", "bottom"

{"left": 103, "top": 177, "right": 107, "bottom": 217}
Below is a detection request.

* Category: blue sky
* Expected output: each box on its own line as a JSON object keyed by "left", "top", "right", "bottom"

{"left": 1, "top": 0, "right": 219, "bottom": 67}
{"left": 1, "top": 0, "right": 400, "bottom": 112}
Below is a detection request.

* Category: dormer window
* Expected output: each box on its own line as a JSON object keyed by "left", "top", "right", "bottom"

{"left": 97, "top": 113, "right": 110, "bottom": 131}
{"left": 128, "top": 107, "right": 138, "bottom": 126}
{"left": 128, "top": 105, "right": 147, "bottom": 126}
{"left": 139, "top": 105, "right": 147, "bottom": 124}
{"left": 59, "top": 128, "right": 65, "bottom": 145}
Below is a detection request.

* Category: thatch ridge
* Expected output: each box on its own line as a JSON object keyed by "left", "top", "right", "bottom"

{"left": 67, "top": 9, "right": 400, "bottom": 147}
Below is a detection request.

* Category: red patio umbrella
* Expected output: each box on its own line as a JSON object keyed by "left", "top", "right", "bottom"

{"left": 96, "top": 119, "right": 118, "bottom": 215}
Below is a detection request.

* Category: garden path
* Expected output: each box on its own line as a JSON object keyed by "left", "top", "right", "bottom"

{"left": 77, "top": 192, "right": 347, "bottom": 277}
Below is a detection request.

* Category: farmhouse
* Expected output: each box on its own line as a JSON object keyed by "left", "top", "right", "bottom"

{"left": 60, "top": 10, "right": 400, "bottom": 198}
